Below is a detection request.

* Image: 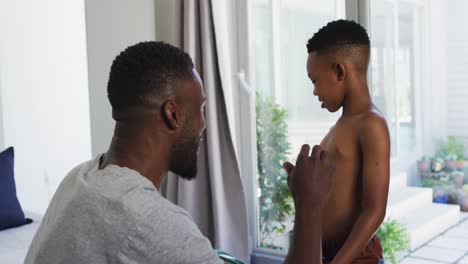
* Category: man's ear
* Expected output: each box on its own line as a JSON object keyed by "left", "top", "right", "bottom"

{"left": 162, "top": 100, "right": 182, "bottom": 130}
{"left": 334, "top": 63, "right": 346, "bottom": 82}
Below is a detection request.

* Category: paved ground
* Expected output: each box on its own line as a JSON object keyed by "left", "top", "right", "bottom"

{"left": 400, "top": 213, "right": 468, "bottom": 264}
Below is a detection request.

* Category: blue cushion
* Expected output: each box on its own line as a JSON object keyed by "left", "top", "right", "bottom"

{"left": 0, "top": 147, "right": 29, "bottom": 230}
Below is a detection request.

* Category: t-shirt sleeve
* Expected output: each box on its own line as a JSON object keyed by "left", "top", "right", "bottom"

{"left": 116, "top": 209, "right": 224, "bottom": 264}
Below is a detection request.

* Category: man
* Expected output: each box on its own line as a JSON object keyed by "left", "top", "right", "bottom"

{"left": 306, "top": 20, "right": 390, "bottom": 263}
{"left": 25, "top": 41, "right": 333, "bottom": 264}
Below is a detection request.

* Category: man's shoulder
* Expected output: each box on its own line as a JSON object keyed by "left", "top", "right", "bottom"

{"left": 122, "top": 185, "right": 191, "bottom": 223}
{"left": 115, "top": 187, "right": 220, "bottom": 264}
{"left": 52, "top": 159, "right": 189, "bottom": 230}
{"left": 120, "top": 201, "right": 219, "bottom": 264}
{"left": 90, "top": 172, "right": 191, "bottom": 227}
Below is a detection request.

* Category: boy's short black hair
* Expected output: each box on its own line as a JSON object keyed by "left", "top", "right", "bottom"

{"left": 107, "top": 41, "right": 194, "bottom": 118}
{"left": 307, "top": 20, "right": 370, "bottom": 72}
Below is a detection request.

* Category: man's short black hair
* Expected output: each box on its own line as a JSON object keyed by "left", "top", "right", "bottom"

{"left": 107, "top": 41, "right": 194, "bottom": 118}
{"left": 307, "top": 20, "right": 370, "bottom": 72}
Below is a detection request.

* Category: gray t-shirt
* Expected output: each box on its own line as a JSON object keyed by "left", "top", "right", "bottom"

{"left": 25, "top": 157, "right": 223, "bottom": 264}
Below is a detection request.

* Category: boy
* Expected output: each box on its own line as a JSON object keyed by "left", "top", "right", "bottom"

{"left": 306, "top": 20, "right": 390, "bottom": 263}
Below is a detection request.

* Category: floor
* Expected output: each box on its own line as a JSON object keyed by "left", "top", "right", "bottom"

{"left": 400, "top": 213, "right": 468, "bottom": 264}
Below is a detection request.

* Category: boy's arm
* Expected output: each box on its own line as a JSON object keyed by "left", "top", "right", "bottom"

{"left": 330, "top": 115, "right": 390, "bottom": 263}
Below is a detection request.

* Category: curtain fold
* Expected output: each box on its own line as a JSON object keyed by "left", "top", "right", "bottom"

{"left": 160, "top": 0, "right": 249, "bottom": 262}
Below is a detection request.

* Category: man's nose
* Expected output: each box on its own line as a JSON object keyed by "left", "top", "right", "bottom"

{"left": 313, "top": 88, "right": 317, "bottom": 96}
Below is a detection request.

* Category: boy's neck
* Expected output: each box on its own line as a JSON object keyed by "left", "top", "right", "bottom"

{"left": 341, "top": 79, "right": 372, "bottom": 117}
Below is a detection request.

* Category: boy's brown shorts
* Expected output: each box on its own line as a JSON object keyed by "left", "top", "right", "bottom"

{"left": 352, "top": 236, "right": 384, "bottom": 263}
{"left": 323, "top": 236, "right": 384, "bottom": 264}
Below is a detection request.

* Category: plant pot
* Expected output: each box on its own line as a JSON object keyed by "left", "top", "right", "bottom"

{"left": 431, "top": 160, "right": 445, "bottom": 173}
{"left": 433, "top": 185, "right": 457, "bottom": 204}
{"left": 456, "top": 160, "right": 468, "bottom": 170}
{"left": 417, "top": 160, "right": 431, "bottom": 173}
{"left": 445, "top": 160, "right": 457, "bottom": 172}
{"left": 452, "top": 172, "right": 465, "bottom": 188}
{"left": 433, "top": 194, "right": 449, "bottom": 204}
{"left": 458, "top": 193, "right": 468, "bottom": 212}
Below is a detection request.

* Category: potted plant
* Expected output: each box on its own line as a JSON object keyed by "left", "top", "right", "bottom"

{"left": 438, "top": 171, "right": 450, "bottom": 182}
{"left": 431, "top": 157, "right": 445, "bottom": 173}
{"left": 377, "top": 219, "right": 410, "bottom": 264}
{"left": 421, "top": 178, "right": 443, "bottom": 188}
{"left": 434, "top": 194, "right": 449, "bottom": 204}
{"left": 433, "top": 184, "right": 458, "bottom": 204}
{"left": 437, "top": 136, "right": 467, "bottom": 170}
{"left": 445, "top": 185, "right": 459, "bottom": 204}
{"left": 256, "top": 92, "right": 294, "bottom": 248}
{"left": 445, "top": 155, "right": 457, "bottom": 172}
{"left": 458, "top": 185, "right": 468, "bottom": 212}
{"left": 417, "top": 155, "right": 431, "bottom": 173}
{"left": 451, "top": 171, "right": 465, "bottom": 188}
{"left": 455, "top": 156, "right": 468, "bottom": 170}
{"left": 421, "top": 178, "right": 457, "bottom": 204}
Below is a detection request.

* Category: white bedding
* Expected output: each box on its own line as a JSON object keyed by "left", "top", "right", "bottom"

{"left": 0, "top": 212, "right": 42, "bottom": 264}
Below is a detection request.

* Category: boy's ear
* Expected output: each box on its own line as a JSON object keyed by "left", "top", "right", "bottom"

{"left": 162, "top": 100, "right": 182, "bottom": 130}
{"left": 334, "top": 63, "right": 346, "bottom": 81}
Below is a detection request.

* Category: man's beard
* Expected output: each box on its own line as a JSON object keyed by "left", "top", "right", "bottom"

{"left": 169, "top": 124, "right": 201, "bottom": 180}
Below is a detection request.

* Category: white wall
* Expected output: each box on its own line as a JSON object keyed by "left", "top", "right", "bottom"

{"left": 445, "top": 0, "right": 468, "bottom": 140}
{"left": 419, "top": 0, "right": 468, "bottom": 154}
{"left": 404, "top": 0, "right": 449, "bottom": 185}
{"left": 85, "top": 0, "right": 156, "bottom": 157}
{"left": 154, "top": 0, "right": 181, "bottom": 47}
{"left": 0, "top": 0, "right": 92, "bottom": 213}
{"left": 423, "top": 0, "right": 448, "bottom": 155}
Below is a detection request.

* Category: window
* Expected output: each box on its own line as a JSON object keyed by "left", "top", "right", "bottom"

{"left": 242, "top": 0, "right": 468, "bottom": 261}
{"left": 249, "top": 0, "right": 346, "bottom": 253}
{"left": 247, "top": 0, "right": 427, "bottom": 257}
{"left": 370, "top": 0, "right": 425, "bottom": 163}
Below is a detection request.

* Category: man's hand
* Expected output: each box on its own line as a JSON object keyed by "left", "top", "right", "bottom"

{"left": 283, "top": 144, "right": 334, "bottom": 209}
{"left": 284, "top": 144, "right": 335, "bottom": 264}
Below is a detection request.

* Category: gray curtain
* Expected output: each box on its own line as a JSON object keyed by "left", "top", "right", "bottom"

{"left": 159, "top": 0, "right": 249, "bottom": 262}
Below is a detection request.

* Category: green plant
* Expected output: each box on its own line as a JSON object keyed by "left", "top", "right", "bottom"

{"left": 431, "top": 157, "right": 445, "bottom": 172}
{"left": 445, "top": 154, "right": 457, "bottom": 161}
{"left": 256, "top": 92, "right": 294, "bottom": 246}
{"left": 377, "top": 219, "right": 410, "bottom": 264}
{"left": 463, "top": 184, "right": 468, "bottom": 192}
{"left": 437, "top": 136, "right": 466, "bottom": 160}
{"left": 420, "top": 178, "right": 452, "bottom": 188}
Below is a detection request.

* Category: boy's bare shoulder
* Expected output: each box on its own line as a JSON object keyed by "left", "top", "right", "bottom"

{"left": 358, "top": 108, "right": 390, "bottom": 141}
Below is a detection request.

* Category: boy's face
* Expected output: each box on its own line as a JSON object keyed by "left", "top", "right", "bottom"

{"left": 307, "top": 52, "right": 345, "bottom": 113}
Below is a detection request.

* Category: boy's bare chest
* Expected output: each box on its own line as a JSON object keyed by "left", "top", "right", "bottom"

{"left": 320, "top": 123, "right": 359, "bottom": 163}
{"left": 320, "top": 123, "right": 363, "bottom": 215}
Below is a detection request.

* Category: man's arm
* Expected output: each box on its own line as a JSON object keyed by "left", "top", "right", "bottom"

{"left": 330, "top": 114, "right": 390, "bottom": 263}
{"left": 283, "top": 145, "right": 334, "bottom": 264}
{"left": 285, "top": 203, "right": 324, "bottom": 264}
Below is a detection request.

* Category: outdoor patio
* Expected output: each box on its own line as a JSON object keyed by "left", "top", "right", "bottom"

{"left": 401, "top": 213, "right": 468, "bottom": 263}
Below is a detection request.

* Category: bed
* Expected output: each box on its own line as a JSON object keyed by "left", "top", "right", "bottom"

{"left": 0, "top": 212, "right": 42, "bottom": 264}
